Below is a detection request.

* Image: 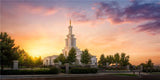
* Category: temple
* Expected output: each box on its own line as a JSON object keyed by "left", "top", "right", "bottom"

{"left": 43, "top": 20, "right": 97, "bottom": 66}
{"left": 62, "top": 20, "right": 83, "bottom": 64}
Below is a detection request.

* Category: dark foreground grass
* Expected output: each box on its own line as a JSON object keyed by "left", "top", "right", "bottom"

{"left": 2, "top": 74, "right": 160, "bottom": 80}
{"left": 1, "top": 74, "right": 139, "bottom": 80}
{"left": 113, "top": 73, "right": 137, "bottom": 76}
{"left": 150, "top": 72, "right": 160, "bottom": 74}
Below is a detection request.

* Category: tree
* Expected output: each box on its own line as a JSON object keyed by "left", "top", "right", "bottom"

{"left": 146, "top": 59, "right": 154, "bottom": 68}
{"left": 0, "top": 32, "right": 43, "bottom": 68}
{"left": 119, "top": 53, "right": 130, "bottom": 66}
{"left": 18, "top": 49, "right": 29, "bottom": 67}
{"left": 34, "top": 56, "right": 43, "bottom": 66}
{"left": 139, "top": 59, "right": 154, "bottom": 72}
{"left": 98, "top": 54, "right": 106, "bottom": 67}
{"left": 67, "top": 47, "right": 76, "bottom": 64}
{"left": 114, "top": 53, "right": 120, "bottom": 67}
{"left": 106, "top": 55, "right": 114, "bottom": 65}
{"left": 54, "top": 58, "right": 59, "bottom": 63}
{"left": 58, "top": 54, "right": 66, "bottom": 64}
{"left": 17, "top": 49, "right": 38, "bottom": 67}
{"left": 81, "top": 49, "right": 91, "bottom": 64}
{"left": 0, "top": 32, "right": 20, "bottom": 70}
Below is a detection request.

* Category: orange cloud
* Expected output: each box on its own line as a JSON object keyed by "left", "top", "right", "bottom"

{"left": 17, "top": 4, "right": 57, "bottom": 16}
{"left": 44, "top": 8, "right": 57, "bottom": 16}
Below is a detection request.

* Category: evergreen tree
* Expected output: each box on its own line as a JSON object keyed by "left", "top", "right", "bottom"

{"left": 81, "top": 49, "right": 91, "bottom": 64}
{"left": 0, "top": 32, "right": 20, "bottom": 70}
{"left": 67, "top": 47, "right": 76, "bottom": 64}
{"left": 106, "top": 55, "right": 114, "bottom": 65}
{"left": 146, "top": 59, "right": 154, "bottom": 68}
{"left": 119, "top": 53, "right": 130, "bottom": 66}
{"left": 114, "top": 53, "right": 120, "bottom": 67}
{"left": 58, "top": 54, "right": 66, "bottom": 64}
{"left": 98, "top": 54, "right": 106, "bottom": 67}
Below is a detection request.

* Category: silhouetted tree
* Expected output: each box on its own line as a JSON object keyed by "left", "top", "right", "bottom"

{"left": 114, "top": 53, "right": 120, "bottom": 67}
{"left": 119, "top": 53, "right": 130, "bottom": 66}
{"left": 146, "top": 59, "right": 154, "bottom": 68}
{"left": 98, "top": 54, "right": 106, "bottom": 67}
{"left": 58, "top": 54, "right": 66, "bottom": 64}
{"left": 106, "top": 55, "right": 114, "bottom": 65}
{"left": 81, "top": 49, "right": 91, "bottom": 64}
{"left": 67, "top": 47, "right": 76, "bottom": 64}
{"left": 139, "top": 59, "right": 154, "bottom": 72}
{"left": 0, "top": 32, "right": 20, "bottom": 70}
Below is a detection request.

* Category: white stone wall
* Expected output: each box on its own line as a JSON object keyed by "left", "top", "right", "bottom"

{"left": 91, "top": 56, "right": 97, "bottom": 65}
{"left": 43, "top": 55, "right": 58, "bottom": 66}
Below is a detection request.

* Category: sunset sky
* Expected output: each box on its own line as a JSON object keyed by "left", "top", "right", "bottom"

{"left": 1, "top": 0, "right": 160, "bottom": 65}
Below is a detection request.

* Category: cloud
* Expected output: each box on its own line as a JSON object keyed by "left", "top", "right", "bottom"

{"left": 93, "top": 1, "right": 160, "bottom": 34}
{"left": 68, "top": 10, "right": 90, "bottom": 23}
{"left": 137, "top": 21, "right": 160, "bottom": 35}
{"left": 67, "top": 10, "right": 106, "bottom": 26}
{"left": 44, "top": 8, "right": 57, "bottom": 16}
{"left": 17, "top": 4, "right": 57, "bottom": 16}
{"left": 93, "top": 1, "right": 123, "bottom": 23}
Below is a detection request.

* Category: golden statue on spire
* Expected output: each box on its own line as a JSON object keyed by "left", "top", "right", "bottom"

{"left": 70, "top": 19, "right": 71, "bottom": 26}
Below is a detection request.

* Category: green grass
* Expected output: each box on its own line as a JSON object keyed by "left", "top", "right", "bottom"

{"left": 113, "top": 73, "right": 137, "bottom": 76}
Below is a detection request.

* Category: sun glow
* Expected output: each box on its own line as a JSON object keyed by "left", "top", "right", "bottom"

{"left": 25, "top": 45, "right": 60, "bottom": 58}
{"left": 26, "top": 47, "right": 46, "bottom": 57}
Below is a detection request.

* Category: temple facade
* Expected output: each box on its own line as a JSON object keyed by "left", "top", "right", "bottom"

{"left": 43, "top": 20, "right": 97, "bottom": 66}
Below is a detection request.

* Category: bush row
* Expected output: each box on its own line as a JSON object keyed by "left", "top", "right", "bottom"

{"left": 1, "top": 67, "right": 59, "bottom": 75}
{"left": 143, "top": 69, "right": 160, "bottom": 72}
{"left": 1, "top": 67, "right": 98, "bottom": 74}
{"left": 70, "top": 68, "right": 97, "bottom": 74}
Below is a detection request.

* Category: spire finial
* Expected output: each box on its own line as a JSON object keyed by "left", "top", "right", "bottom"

{"left": 70, "top": 19, "right": 71, "bottom": 26}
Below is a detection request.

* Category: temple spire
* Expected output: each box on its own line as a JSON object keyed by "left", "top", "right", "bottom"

{"left": 70, "top": 19, "right": 71, "bottom": 26}
{"left": 68, "top": 19, "right": 72, "bottom": 35}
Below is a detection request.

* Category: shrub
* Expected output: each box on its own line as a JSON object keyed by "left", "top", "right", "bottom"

{"left": 70, "top": 68, "right": 97, "bottom": 74}
{"left": 49, "top": 67, "right": 59, "bottom": 74}
{"left": 142, "top": 69, "right": 160, "bottom": 72}
{"left": 1, "top": 68, "right": 59, "bottom": 75}
{"left": 61, "top": 69, "right": 66, "bottom": 73}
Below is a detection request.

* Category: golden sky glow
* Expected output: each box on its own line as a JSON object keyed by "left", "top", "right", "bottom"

{"left": 1, "top": 0, "right": 160, "bottom": 65}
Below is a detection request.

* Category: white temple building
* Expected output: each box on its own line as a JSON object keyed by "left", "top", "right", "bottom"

{"left": 43, "top": 20, "right": 97, "bottom": 66}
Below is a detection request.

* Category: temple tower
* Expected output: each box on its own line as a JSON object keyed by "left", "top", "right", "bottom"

{"left": 63, "top": 20, "right": 77, "bottom": 57}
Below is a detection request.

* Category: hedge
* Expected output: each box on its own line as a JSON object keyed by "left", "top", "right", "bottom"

{"left": 70, "top": 68, "right": 97, "bottom": 74}
{"left": 1, "top": 67, "right": 59, "bottom": 75}
{"left": 143, "top": 69, "right": 160, "bottom": 72}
